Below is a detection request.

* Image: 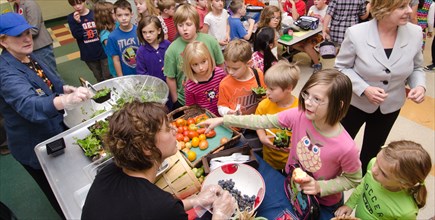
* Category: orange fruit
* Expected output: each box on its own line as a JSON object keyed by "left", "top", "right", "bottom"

{"left": 191, "top": 137, "right": 200, "bottom": 147}
{"left": 199, "top": 140, "right": 208, "bottom": 150}
{"left": 220, "top": 137, "right": 229, "bottom": 145}
{"left": 187, "top": 150, "right": 196, "bottom": 162}
{"left": 198, "top": 134, "right": 206, "bottom": 141}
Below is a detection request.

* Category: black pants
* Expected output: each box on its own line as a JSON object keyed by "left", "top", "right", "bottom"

{"left": 21, "top": 164, "right": 65, "bottom": 219}
{"left": 341, "top": 106, "right": 400, "bottom": 175}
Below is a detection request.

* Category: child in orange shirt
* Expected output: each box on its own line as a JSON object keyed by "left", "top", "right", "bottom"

{"left": 217, "top": 39, "right": 266, "bottom": 116}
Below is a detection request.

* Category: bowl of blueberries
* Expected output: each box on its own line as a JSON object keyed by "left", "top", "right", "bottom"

{"left": 202, "top": 163, "right": 265, "bottom": 213}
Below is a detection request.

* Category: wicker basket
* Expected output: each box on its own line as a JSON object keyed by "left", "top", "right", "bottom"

{"left": 154, "top": 151, "right": 202, "bottom": 199}
{"left": 167, "top": 105, "right": 242, "bottom": 167}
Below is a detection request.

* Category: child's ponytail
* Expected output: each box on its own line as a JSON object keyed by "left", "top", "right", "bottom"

{"left": 410, "top": 183, "right": 427, "bottom": 208}
{"left": 382, "top": 140, "right": 432, "bottom": 209}
{"left": 254, "top": 27, "right": 277, "bottom": 73}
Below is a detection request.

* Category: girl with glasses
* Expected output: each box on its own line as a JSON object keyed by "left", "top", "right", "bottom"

{"left": 199, "top": 69, "right": 362, "bottom": 220}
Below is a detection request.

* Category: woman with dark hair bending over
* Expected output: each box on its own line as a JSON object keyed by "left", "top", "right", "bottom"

{"left": 81, "top": 101, "right": 236, "bottom": 219}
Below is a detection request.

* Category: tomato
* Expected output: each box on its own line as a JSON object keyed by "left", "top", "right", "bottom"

{"left": 198, "top": 134, "right": 206, "bottom": 141}
{"left": 183, "top": 130, "right": 189, "bottom": 137}
{"left": 199, "top": 140, "right": 208, "bottom": 150}
{"left": 188, "top": 124, "right": 198, "bottom": 131}
{"left": 187, "top": 118, "right": 196, "bottom": 125}
{"left": 177, "top": 127, "right": 184, "bottom": 134}
{"left": 197, "top": 128, "right": 206, "bottom": 134}
{"left": 195, "top": 114, "right": 209, "bottom": 123}
{"left": 176, "top": 133, "right": 184, "bottom": 142}
{"left": 183, "top": 136, "right": 190, "bottom": 142}
{"left": 182, "top": 126, "right": 189, "bottom": 132}
{"left": 187, "top": 131, "right": 199, "bottom": 139}
{"left": 220, "top": 137, "right": 229, "bottom": 145}
{"left": 205, "top": 129, "right": 216, "bottom": 138}
{"left": 176, "top": 118, "right": 186, "bottom": 127}
{"left": 191, "top": 137, "right": 200, "bottom": 147}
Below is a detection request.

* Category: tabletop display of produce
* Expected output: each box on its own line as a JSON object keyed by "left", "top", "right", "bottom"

{"left": 35, "top": 77, "right": 265, "bottom": 219}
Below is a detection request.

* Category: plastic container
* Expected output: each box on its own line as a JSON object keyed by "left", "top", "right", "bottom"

{"left": 64, "top": 75, "right": 169, "bottom": 128}
{"left": 280, "top": 34, "right": 293, "bottom": 42}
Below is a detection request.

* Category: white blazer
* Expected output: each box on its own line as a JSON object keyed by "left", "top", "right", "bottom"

{"left": 335, "top": 19, "right": 426, "bottom": 114}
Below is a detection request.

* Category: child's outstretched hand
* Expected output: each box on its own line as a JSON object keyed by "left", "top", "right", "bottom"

{"left": 197, "top": 118, "right": 224, "bottom": 133}
{"left": 334, "top": 205, "right": 353, "bottom": 218}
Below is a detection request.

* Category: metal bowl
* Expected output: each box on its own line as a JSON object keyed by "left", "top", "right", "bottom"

{"left": 64, "top": 75, "right": 169, "bottom": 128}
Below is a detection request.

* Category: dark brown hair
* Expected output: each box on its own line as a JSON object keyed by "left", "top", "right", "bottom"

{"left": 137, "top": 15, "right": 165, "bottom": 44}
{"left": 114, "top": 0, "right": 132, "bottom": 13}
{"left": 68, "top": 0, "right": 85, "bottom": 6}
{"left": 298, "top": 69, "right": 352, "bottom": 126}
{"left": 103, "top": 101, "right": 169, "bottom": 171}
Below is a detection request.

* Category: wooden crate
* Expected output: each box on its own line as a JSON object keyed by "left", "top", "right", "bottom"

{"left": 168, "top": 105, "right": 242, "bottom": 167}
{"left": 154, "top": 151, "right": 201, "bottom": 199}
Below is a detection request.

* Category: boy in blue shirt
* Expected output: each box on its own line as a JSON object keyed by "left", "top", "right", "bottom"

{"left": 106, "top": 0, "right": 139, "bottom": 76}
{"left": 228, "top": 0, "right": 255, "bottom": 40}
{"left": 67, "top": 0, "right": 111, "bottom": 82}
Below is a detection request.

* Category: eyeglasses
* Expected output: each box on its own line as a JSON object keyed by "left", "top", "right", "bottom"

{"left": 301, "top": 91, "right": 326, "bottom": 106}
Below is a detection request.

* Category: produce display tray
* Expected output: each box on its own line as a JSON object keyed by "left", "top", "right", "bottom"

{"left": 168, "top": 105, "right": 241, "bottom": 167}
{"left": 34, "top": 110, "right": 169, "bottom": 219}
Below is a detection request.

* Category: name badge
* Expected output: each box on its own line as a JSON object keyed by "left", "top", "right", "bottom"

{"left": 35, "top": 88, "right": 46, "bottom": 96}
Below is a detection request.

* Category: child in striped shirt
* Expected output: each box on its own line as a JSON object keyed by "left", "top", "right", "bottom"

{"left": 183, "top": 41, "right": 226, "bottom": 116}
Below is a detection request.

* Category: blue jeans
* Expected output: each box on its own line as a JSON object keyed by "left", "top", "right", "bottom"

{"left": 319, "top": 195, "right": 344, "bottom": 220}
{"left": 33, "top": 44, "right": 59, "bottom": 78}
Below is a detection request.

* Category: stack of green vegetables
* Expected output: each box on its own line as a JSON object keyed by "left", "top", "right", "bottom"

{"left": 76, "top": 120, "right": 109, "bottom": 160}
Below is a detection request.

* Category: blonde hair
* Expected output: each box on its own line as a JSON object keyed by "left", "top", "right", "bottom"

{"left": 223, "top": 39, "right": 252, "bottom": 63}
{"left": 257, "top": 5, "right": 281, "bottom": 31}
{"left": 299, "top": 69, "right": 352, "bottom": 126}
{"left": 174, "top": 4, "right": 200, "bottom": 31}
{"left": 380, "top": 140, "right": 432, "bottom": 208}
{"left": 370, "top": 0, "right": 408, "bottom": 20}
{"left": 136, "top": 0, "right": 160, "bottom": 19}
{"left": 264, "top": 60, "right": 299, "bottom": 91}
{"left": 182, "top": 41, "right": 216, "bottom": 83}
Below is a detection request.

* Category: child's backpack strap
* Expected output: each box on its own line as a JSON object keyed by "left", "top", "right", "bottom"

{"left": 251, "top": 67, "right": 261, "bottom": 87}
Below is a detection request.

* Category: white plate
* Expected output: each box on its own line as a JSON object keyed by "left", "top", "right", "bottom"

{"left": 202, "top": 163, "right": 265, "bottom": 211}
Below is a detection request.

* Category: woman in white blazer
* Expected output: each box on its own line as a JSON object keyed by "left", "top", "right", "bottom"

{"left": 335, "top": 0, "right": 426, "bottom": 174}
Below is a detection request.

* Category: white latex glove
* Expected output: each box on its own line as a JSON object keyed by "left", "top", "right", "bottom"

{"left": 193, "top": 185, "right": 223, "bottom": 217}
{"left": 196, "top": 185, "right": 223, "bottom": 207}
{"left": 63, "top": 85, "right": 77, "bottom": 94}
{"left": 212, "top": 189, "right": 237, "bottom": 219}
{"left": 60, "top": 86, "right": 92, "bottom": 110}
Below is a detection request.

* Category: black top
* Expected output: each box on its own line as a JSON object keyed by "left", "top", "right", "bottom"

{"left": 81, "top": 162, "right": 187, "bottom": 220}
{"left": 385, "top": 48, "right": 393, "bottom": 58}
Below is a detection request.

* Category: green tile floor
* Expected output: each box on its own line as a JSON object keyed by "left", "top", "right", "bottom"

{"left": 0, "top": 16, "right": 94, "bottom": 220}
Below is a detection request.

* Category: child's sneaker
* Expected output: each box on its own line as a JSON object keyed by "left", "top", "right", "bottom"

{"left": 312, "top": 63, "right": 322, "bottom": 73}
{"left": 424, "top": 64, "right": 434, "bottom": 71}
